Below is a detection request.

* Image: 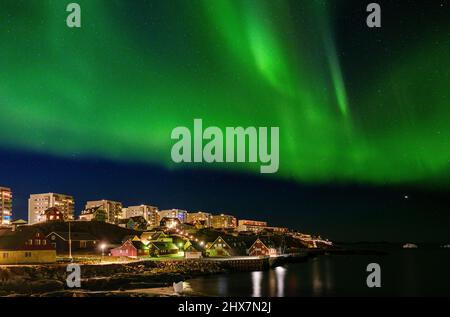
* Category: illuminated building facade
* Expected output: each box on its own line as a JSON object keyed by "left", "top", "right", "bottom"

{"left": 186, "top": 211, "right": 212, "bottom": 228}
{"left": 28, "top": 193, "right": 74, "bottom": 224}
{"left": 237, "top": 219, "right": 268, "bottom": 233}
{"left": 85, "top": 200, "right": 122, "bottom": 224}
{"left": 211, "top": 214, "right": 237, "bottom": 229}
{"left": 159, "top": 209, "right": 187, "bottom": 223}
{"left": 0, "top": 186, "right": 12, "bottom": 225}
{"left": 125, "top": 205, "right": 159, "bottom": 227}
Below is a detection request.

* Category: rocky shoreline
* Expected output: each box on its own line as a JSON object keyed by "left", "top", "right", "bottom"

{"left": 0, "top": 259, "right": 225, "bottom": 297}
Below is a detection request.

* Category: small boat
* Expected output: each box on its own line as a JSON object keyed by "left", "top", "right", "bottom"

{"left": 402, "top": 243, "right": 418, "bottom": 249}
{"left": 441, "top": 244, "right": 450, "bottom": 248}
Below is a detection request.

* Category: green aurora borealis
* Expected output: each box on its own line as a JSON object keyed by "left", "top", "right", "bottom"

{"left": 1, "top": 0, "right": 449, "bottom": 185}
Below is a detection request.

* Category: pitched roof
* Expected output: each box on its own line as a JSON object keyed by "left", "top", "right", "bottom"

{"left": 185, "top": 244, "right": 201, "bottom": 252}
{"left": 81, "top": 205, "right": 103, "bottom": 215}
{"left": 207, "top": 236, "right": 232, "bottom": 250}
{"left": 46, "top": 231, "right": 98, "bottom": 241}
{"left": 131, "top": 240, "right": 149, "bottom": 250}
{"left": 150, "top": 242, "right": 179, "bottom": 251}
{"left": 11, "top": 219, "right": 27, "bottom": 225}
{"left": 129, "top": 216, "right": 147, "bottom": 222}
{"left": 121, "top": 235, "right": 140, "bottom": 243}
{"left": 44, "top": 207, "right": 62, "bottom": 214}
{"left": 0, "top": 228, "right": 46, "bottom": 250}
{"left": 248, "top": 237, "right": 278, "bottom": 249}
{"left": 111, "top": 240, "right": 136, "bottom": 251}
{"left": 145, "top": 231, "right": 167, "bottom": 240}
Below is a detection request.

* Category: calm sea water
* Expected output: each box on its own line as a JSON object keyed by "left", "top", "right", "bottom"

{"left": 186, "top": 247, "right": 450, "bottom": 297}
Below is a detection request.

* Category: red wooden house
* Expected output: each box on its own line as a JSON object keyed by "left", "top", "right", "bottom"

{"left": 110, "top": 239, "right": 149, "bottom": 258}
{"left": 110, "top": 240, "right": 137, "bottom": 257}
{"left": 248, "top": 238, "right": 278, "bottom": 257}
{"left": 44, "top": 207, "right": 64, "bottom": 221}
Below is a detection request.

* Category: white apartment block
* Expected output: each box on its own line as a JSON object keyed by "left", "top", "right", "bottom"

{"left": 28, "top": 193, "right": 74, "bottom": 224}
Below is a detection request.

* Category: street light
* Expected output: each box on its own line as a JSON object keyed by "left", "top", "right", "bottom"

{"left": 100, "top": 243, "right": 106, "bottom": 262}
{"left": 68, "top": 220, "right": 73, "bottom": 262}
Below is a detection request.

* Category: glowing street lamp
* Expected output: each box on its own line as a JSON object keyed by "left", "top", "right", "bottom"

{"left": 100, "top": 243, "right": 106, "bottom": 262}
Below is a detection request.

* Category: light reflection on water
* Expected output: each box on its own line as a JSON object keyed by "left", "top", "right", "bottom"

{"left": 217, "top": 276, "right": 228, "bottom": 295}
{"left": 253, "top": 267, "right": 286, "bottom": 297}
{"left": 312, "top": 258, "right": 323, "bottom": 296}
{"left": 275, "top": 266, "right": 286, "bottom": 297}
{"left": 186, "top": 249, "right": 450, "bottom": 297}
{"left": 311, "top": 257, "right": 335, "bottom": 296}
{"left": 252, "top": 271, "right": 262, "bottom": 297}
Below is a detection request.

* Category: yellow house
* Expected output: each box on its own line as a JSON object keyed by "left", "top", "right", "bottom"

{"left": 0, "top": 229, "right": 56, "bottom": 265}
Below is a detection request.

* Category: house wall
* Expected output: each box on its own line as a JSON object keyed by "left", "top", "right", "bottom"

{"left": 249, "top": 241, "right": 270, "bottom": 256}
{"left": 48, "top": 237, "right": 97, "bottom": 254}
{"left": 185, "top": 251, "right": 202, "bottom": 259}
{"left": 206, "top": 247, "right": 231, "bottom": 257}
{"left": 0, "top": 250, "right": 56, "bottom": 264}
{"left": 249, "top": 247, "right": 269, "bottom": 256}
{"left": 137, "top": 249, "right": 149, "bottom": 256}
{"left": 110, "top": 244, "right": 137, "bottom": 257}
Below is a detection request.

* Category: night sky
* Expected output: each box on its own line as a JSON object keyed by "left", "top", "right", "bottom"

{"left": 0, "top": 0, "right": 449, "bottom": 242}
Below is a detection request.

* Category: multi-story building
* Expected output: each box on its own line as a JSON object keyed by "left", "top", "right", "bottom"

{"left": 0, "top": 186, "right": 12, "bottom": 226}
{"left": 158, "top": 209, "right": 187, "bottom": 223}
{"left": 85, "top": 200, "right": 122, "bottom": 224}
{"left": 28, "top": 193, "right": 74, "bottom": 224}
{"left": 120, "top": 207, "right": 128, "bottom": 219}
{"left": 211, "top": 214, "right": 237, "bottom": 229}
{"left": 237, "top": 219, "right": 268, "bottom": 233}
{"left": 265, "top": 226, "right": 289, "bottom": 234}
{"left": 186, "top": 211, "right": 212, "bottom": 228}
{"left": 124, "top": 205, "right": 159, "bottom": 227}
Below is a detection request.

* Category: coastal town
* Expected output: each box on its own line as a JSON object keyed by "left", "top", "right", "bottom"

{"left": 0, "top": 185, "right": 332, "bottom": 266}
{"left": 0, "top": 185, "right": 338, "bottom": 296}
